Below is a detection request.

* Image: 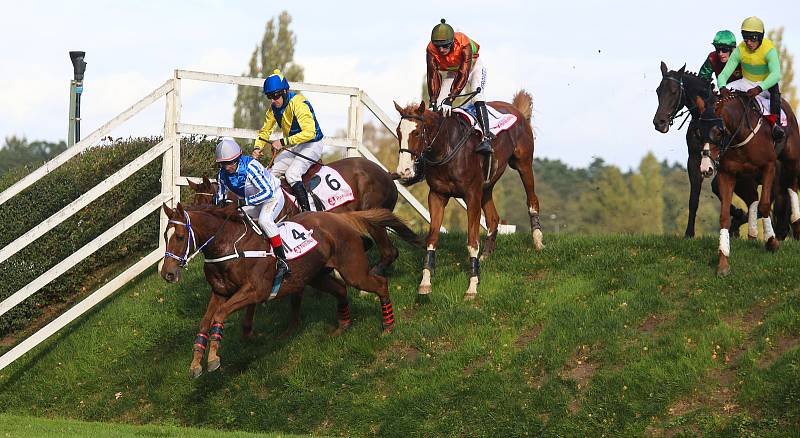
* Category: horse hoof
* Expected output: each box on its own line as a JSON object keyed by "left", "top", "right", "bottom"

{"left": 382, "top": 323, "right": 395, "bottom": 335}
{"left": 415, "top": 294, "right": 431, "bottom": 305}
{"left": 418, "top": 284, "right": 432, "bottom": 295}
{"left": 189, "top": 366, "right": 203, "bottom": 379}
{"left": 330, "top": 322, "right": 351, "bottom": 337}
{"left": 717, "top": 266, "right": 731, "bottom": 277}
{"left": 747, "top": 234, "right": 758, "bottom": 240}
{"left": 765, "top": 237, "right": 780, "bottom": 252}
{"left": 207, "top": 357, "right": 221, "bottom": 373}
{"left": 463, "top": 292, "right": 477, "bottom": 301}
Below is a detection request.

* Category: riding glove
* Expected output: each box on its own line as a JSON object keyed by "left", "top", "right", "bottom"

{"left": 236, "top": 198, "right": 248, "bottom": 208}
{"left": 746, "top": 86, "right": 763, "bottom": 98}
{"left": 441, "top": 102, "right": 452, "bottom": 117}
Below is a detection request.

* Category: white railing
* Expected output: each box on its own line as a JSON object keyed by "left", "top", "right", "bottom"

{"left": 0, "top": 69, "right": 438, "bottom": 372}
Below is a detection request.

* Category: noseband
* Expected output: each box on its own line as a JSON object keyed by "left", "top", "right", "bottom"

{"left": 164, "top": 211, "right": 216, "bottom": 268}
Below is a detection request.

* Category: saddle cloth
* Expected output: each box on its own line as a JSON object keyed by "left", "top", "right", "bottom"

{"left": 277, "top": 221, "right": 318, "bottom": 259}
{"left": 753, "top": 96, "right": 788, "bottom": 127}
{"left": 453, "top": 103, "right": 518, "bottom": 136}
{"left": 283, "top": 166, "right": 355, "bottom": 211}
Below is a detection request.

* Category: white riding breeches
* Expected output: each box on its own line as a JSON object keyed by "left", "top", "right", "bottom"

{"left": 434, "top": 57, "right": 486, "bottom": 106}
{"left": 726, "top": 78, "right": 770, "bottom": 99}
{"left": 270, "top": 142, "right": 323, "bottom": 184}
{"left": 241, "top": 193, "right": 284, "bottom": 238}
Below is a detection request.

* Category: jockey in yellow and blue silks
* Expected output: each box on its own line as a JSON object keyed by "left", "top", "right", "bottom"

{"left": 214, "top": 138, "right": 290, "bottom": 277}
{"left": 718, "top": 16, "right": 785, "bottom": 141}
{"left": 252, "top": 69, "right": 324, "bottom": 212}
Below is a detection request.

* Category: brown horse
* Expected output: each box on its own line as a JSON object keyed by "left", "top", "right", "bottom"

{"left": 652, "top": 62, "right": 754, "bottom": 237}
{"left": 696, "top": 89, "right": 800, "bottom": 275}
{"left": 394, "top": 91, "right": 544, "bottom": 301}
{"left": 189, "top": 157, "right": 401, "bottom": 275}
{"left": 160, "top": 202, "right": 421, "bottom": 378}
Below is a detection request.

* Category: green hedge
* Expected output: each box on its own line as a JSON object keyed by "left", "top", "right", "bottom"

{"left": 0, "top": 136, "right": 217, "bottom": 335}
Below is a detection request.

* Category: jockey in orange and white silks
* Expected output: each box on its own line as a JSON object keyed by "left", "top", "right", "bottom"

{"left": 214, "top": 138, "right": 290, "bottom": 277}
{"left": 253, "top": 69, "right": 324, "bottom": 212}
{"left": 426, "top": 19, "right": 493, "bottom": 155}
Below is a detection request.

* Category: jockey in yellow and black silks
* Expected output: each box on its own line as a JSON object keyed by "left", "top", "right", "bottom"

{"left": 253, "top": 69, "right": 324, "bottom": 212}
{"left": 427, "top": 19, "right": 493, "bottom": 155}
{"left": 718, "top": 16, "right": 785, "bottom": 142}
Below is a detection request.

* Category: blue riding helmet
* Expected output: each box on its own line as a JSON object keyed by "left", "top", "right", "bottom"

{"left": 263, "top": 69, "right": 290, "bottom": 95}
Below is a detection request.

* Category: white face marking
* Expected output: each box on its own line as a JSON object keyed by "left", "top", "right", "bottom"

{"left": 396, "top": 119, "right": 417, "bottom": 179}
{"left": 166, "top": 227, "right": 175, "bottom": 243}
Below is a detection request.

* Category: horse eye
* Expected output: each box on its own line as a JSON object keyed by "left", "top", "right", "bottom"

{"left": 177, "top": 235, "right": 185, "bottom": 241}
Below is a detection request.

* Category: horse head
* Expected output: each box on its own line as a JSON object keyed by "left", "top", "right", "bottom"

{"left": 161, "top": 202, "right": 193, "bottom": 283}
{"left": 653, "top": 62, "right": 693, "bottom": 133}
{"left": 393, "top": 101, "right": 432, "bottom": 185}
{"left": 188, "top": 176, "right": 216, "bottom": 205}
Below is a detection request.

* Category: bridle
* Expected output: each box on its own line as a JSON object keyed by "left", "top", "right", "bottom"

{"left": 398, "top": 111, "right": 477, "bottom": 172}
{"left": 661, "top": 74, "right": 695, "bottom": 130}
{"left": 163, "top": 211, "right": 217, "bottom": 268}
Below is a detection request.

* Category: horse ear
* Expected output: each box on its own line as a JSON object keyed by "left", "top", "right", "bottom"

{"left": 695, "top": 96, "right": 706, "bottom": 113}
{"left": 162, "top": 202, "right": 175, "bottom": 218}
{"left": 660, "top": 61, "right": 668, "bottom": 77}
{"left": 678, "top": 64, "right": 686, "bottom": 74}
{"left": 393, "top": 101, "right": 404, "bottom": 114}
{"left": 203, "top": 175, "right": 211, "bottom": 186}
{"left": 187, "top": 179, "right": 198, "bottom": 190}
{"left": 416, "top": 102, "right": 426, "bottom": 114}
{"left": 176, "top": 202, "right": 185, "bottom": 215}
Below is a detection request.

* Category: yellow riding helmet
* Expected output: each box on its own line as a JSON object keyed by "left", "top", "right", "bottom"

{"left": 741, "top": 16, "right": 764, "bottom": 34}
{"left": 431, "top": 19, "right": 454, "bottom": 46}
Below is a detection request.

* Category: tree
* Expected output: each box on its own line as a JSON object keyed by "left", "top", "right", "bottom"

{"left": 767, "top": 27, "right": 798, "bottom": 109}
{"left": 0, "top": 136, "right": 67, "bottom": 173}
{"left": 233, "top": 11, "right": 304, "bottom": 134}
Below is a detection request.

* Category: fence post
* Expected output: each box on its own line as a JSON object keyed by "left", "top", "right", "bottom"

{"left": 347, "top": 92, "right": 364, "bottom": 158}
{"left": 159, "top": 77, "right": 178, "bottom": 257}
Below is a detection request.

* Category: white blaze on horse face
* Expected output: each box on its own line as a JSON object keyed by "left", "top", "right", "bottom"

{"left": 396, "top": 119, "right": 417, "bottom": 179}
{"left": 789, "top": 189, "right": 800, "bottom": 223}
{"left": 700, "top": 144, "right": 714, "bottom": 177}
{"left": 748, "top": 201, "right": 759, "bottom": 239}
{"left": 166, "top": 227, "right": 176, "bottom": 244}
{"left": 719, "top": 228, "right": 730, "bottom": 257}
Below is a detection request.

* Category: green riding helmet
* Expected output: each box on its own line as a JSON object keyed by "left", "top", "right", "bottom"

{"left": 712, "top": 30, "right": 736, "bottom": 49}
{"left": 431, "top": 18, "right": 454, "bottom": 47}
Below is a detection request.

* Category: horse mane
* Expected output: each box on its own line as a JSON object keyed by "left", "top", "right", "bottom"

{"left": 677, "top": 70, "right": 714, "bottom": 99}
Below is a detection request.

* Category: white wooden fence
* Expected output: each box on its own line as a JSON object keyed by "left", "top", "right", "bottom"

{"left": 0, "top": 70, "right": 435, "bottom": 372}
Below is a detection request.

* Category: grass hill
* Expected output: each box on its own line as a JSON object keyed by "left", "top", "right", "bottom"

{"left": 0, "top": 232, "right": 798, "bottom": 436}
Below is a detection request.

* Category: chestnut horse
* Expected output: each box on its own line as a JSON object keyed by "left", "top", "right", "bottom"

{"left": 696, "top": 88, "right": 800, "bottom": 275}
{"left": 653, "top": 62, "right": 754, "bottom": 237}
{"left": 394, "top": 91, "right": 544, "bottom": 301}
{"left": 160, "top": 202, "right": 421, "bottom": 378}
{"left": 189, "top": 156, "right": 400, "bottom": 275}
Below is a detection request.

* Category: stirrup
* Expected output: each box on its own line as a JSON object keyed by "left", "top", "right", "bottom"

{"left": 276, "top": 258, "right": 291, "bottom": 276}
{"left": 475, "top": 139, "right": 493, "bottom": 155}
{"left": 773, "top": 125, "right": 785, "bottom": 142}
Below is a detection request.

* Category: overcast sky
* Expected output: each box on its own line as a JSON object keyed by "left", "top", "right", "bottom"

{"left": 1, "top": 0, "right": 798, "bottom": 170}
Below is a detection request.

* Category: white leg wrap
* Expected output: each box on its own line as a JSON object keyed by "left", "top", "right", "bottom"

{"left": 719, "top": 228, "right": 730, "bottom": 257}
{"left": 468, "top": 245, "right": 479, "bottom": 258}
{"left": 418, "top": 268, "right": 432, "bottom": 295}
{"left": 789, "top": 189, "right": 800, "bottom": 223}
{"left": 464, "top": 276, "right": 479, "bottom": 300}
{"left": 748, "top": 201, "right": 759, "bottom": 239}
{"left": 763, "top": 217, "right": 776, "bottom": 240}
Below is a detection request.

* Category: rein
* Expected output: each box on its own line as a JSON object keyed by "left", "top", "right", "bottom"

{"left": 399, "top": 112, "right": 478, "bottom": 168}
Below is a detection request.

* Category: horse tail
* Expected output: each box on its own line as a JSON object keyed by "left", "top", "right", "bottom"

{"left": 338, "top": 209, "right": 423, "bottom": 247}
{"left": 512, "top": 90, "right": 533, "bottom": 123}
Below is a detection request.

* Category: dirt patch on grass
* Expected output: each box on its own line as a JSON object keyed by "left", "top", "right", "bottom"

{"left": 525, "top": 270, "right": 548, "bottom": 282}
{"left": 758, "top": 335, "right": 800, "bottom": 369}
{"left": 638, "top": 314, "right": 672, "bottom": 333}
{"left": 560, "top": 345, "right": 597, "bottom": 414}
{"left": 514, "top": 325, "right": 542, "bottom": 349}
{"left": 463, "top": 355, "right": 490, "bottom": 377}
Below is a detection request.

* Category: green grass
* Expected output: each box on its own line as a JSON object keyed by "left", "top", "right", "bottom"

{"left": 0, "top": 413, "right": 301, "bottom": 437}
{"left": 0, "top": 232, "right": 798, "bottom": 436}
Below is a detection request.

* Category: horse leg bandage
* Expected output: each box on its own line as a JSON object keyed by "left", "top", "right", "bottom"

{"left": 193, "top": 333, "right": 209, "bottom": 352}
{"left": 381, "top": 298, "right": 395, "bottom": 328}
{"left": 529, "top": 210, "right": 542, "bottom": 230}
{"left": 789, "top": 189, "right": 800, "bottom": 223}
{"left": 423, "top": 249, "right": 436, "bottom": 273}
{"left": 209, "top": 322, "right": 224, "bottom": 342}
{"left": 748, "top": 201, "right": 759, "bottom": 239}
{"left": 719, "top": 229, "right": 730, "bottom": 257}
{"left": 763, "top": 217, "right": 776, "bottom": 240}
{"left": 338, "top": 301, "right": 352, "bottom": 326}
{"left": 470, "top": 257, "right": 480, "bottom": 278}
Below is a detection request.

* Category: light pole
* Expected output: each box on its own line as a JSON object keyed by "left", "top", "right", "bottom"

{"left": 68, "top": 51, "right": 87, "bottom": 146}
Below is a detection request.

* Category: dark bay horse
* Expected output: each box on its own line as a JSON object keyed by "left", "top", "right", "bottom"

{"left": 653, "top": 61, "right": 754, "bottom": 237}
{"left": 189, "top": 156, "right": 401, "bottom": 275}
{"left": 160, "top": 202, "right": 421, "bottom": 378}
{"left": 696, "top": 88, "right": 800, "bottom": 275}
{"left": 394, "top": 91, "right": 543, "bottom": 301}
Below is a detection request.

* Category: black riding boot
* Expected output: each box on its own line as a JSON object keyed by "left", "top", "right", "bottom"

{"left": 770, "top": 84, "right": 785, "bottom": 142}
{"left": 291, "top": 181, "right": 311, "bottom": 212}
{"left": 273, "top": 243, "right": 291, "bottom": 277}
{"left": 474, "top": 101, "right": 495, "bottom": 155}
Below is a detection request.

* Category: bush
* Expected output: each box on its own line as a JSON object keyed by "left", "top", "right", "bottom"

{"left": 0, "top": 136, "right": 217, "bottom": 335}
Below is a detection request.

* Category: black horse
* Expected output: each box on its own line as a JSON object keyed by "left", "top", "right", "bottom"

{"left": 653, "top": 61, "right": 754, "bottom": 237}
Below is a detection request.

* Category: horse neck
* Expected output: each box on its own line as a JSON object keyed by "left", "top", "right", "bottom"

{"left": 187, "top": 209, "right": 246, "bottom": 252}
{"left": 680, "top": 74, "right": 712, "bottom": 116}
{"left": 718, "top": 95, "right": 760, "bottom": 135}
{"left": 428, "top": 116, "right": 466, "bottom": 157}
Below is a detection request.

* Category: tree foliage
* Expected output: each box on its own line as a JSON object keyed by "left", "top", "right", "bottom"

{"left": 233, "top": 11, "right": 304, "bottom": 132}
{"left": 0, "top": 136, "right": 67, "bottom": 174}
